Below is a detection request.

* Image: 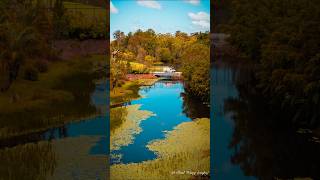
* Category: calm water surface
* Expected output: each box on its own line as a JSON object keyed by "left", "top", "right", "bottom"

{"left": 43, "top": 80, "right": 108, "bottom": 155}
{"left": 111, "top": 80, "right": 209, "bottom": 164}
{"left": 0, "top": 80, "right": 109, "bottom": 178}
{"left": 212, "top": 63, "right": 256, "bottom": 180}
{"left": 212, "top": 61, "right": 320, "bottom": 180}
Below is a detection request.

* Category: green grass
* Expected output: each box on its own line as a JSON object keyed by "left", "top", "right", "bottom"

{"left": 110, "top": 79, "right": 158, "bottom": 106}
{"left": 64, "top": 2, "right": 106, "bottom": 29}
{"left": 149, "top": 65, "right": 166, "bottom": 72}
{"left": 32, "top": 1, "right": 106, "bottom": 29}
{"left": 0, "top": 55, "right": 104, "bottom": 111}
{"left": 49, "top": 136, "right": 107, "bottom": 179}
{"left": 110, "top": 81, "right": 141, "bottom": 106}
{"left": 129, "top": 62, "right": 147, "bottom": 73}
{"left": 0, "top": 55, "right": 106, "bottom": 139}
{"left": 0, "top": 141, "right": 55, "bottom": 180}
{"left": 0, "top": 136, "right": 107, "bottom": 180}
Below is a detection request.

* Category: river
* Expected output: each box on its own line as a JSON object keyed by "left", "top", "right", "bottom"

{"left": 0, "top": 80, "right": 109, "bottom": 179}
{"left": 212, "top": 61, "right": 320, "bottom": 179}
{"left": 110, "top": 80, "right": 209, "bottom": 164}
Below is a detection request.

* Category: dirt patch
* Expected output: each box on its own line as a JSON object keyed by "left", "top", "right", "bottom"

{"left": 53, "top": 40, "right": 107, "bottom": 60}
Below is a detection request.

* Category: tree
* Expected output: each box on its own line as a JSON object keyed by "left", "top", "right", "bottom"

{"left": 156, "top": 48, "right": 172, "bottom": 64}
{"left": 144, "top": 55, "right": 155, "bottom": 67}
{"left": 53, "top": 0, "right": 70, "bottom": 39}
{"left": 121, "top": 51, "right": 135, "bottom": 61}
{"left": 113, "top": 30, "right": 126, "bottom": 50}
{"left": 110, "top": 57, "right": 128, "bottom": 91}
{"left": 137, "top": 47, "right": 147, "bottom": 63}
{"left": 0, "top": 24, "right": 42, "bottom": 91}
{"left": 227, "top": 0, "right": 320, "bottom": 126}
{"left": 181, "top": 43, "right": 210, "bottom": 102}
{"left": 0, "top": 2, "right": 44, "bottom": 91}
{"left": 109, "top": 28, "right": 210, "bottom": 102}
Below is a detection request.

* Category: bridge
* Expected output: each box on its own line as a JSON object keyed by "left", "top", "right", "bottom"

{"left": 151, "top": 67, "right": 182, "bottom": 79}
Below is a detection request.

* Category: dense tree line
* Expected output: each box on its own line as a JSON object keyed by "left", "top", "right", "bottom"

{"left": 0, "top": 0, "right": 107, "bottom": 91}
{"left": 67, "top": 0, "right": 106, "bottom": 7}
{"left": 212, "top": 0, "right": 232, "bottom": 32}
{"left": 111, "top": 29, "right": 210, "bottom": 102}
{"left": 225, "top": 0, "right": 320, "bottom": 127}
{"left": 0, "top": 0, "right": 54, "bottom": 91}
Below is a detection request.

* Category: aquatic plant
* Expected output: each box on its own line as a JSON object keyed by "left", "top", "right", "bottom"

{"left": 111, "top": 118, "right": 210, "bottom": 180}
{"left": 110, "top": 104, "right": 155, "bottom": 151}
{"left": 0, "top": 141, "right": 56, "bottom": 180}
{"left": 48, "top": 136, "right": 107, "bottom": 180}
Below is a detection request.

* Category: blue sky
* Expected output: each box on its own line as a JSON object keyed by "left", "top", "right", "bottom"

{"left": 110, "top": 0, "right": 210, "bottom": 40}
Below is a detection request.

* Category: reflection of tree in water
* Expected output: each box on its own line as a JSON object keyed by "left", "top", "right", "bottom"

{"left": 140, "top": 84, "right": 154, "bottom": 94}
{"left": 110, "top": 106, "right": 128, "bottom": 132}
{"left": 181, "top": 92, "right": 210, "bottom": 119}
{"left": 0, "top": 72, "right": 97, "bottom": 139}
{"left": 0, "top": 142, "right": 56, "bottom": 180}
{"left": 224, "top": 68, "right": 320, "bottom": 179}
{"left": 46, "top": 126, "right": 69, "bottom": 140}
{"left": 0, "top": 125, "right": 68, "bottom": 149}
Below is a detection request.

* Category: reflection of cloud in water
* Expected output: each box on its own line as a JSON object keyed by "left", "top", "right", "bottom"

{"left": 111, "top": 153, "right": 122, "bottom": 164}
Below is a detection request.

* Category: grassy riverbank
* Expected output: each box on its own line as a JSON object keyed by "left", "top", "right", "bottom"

{"left": 110, "top": 78, "right": 158, "bottom": 106}
{"left": 0, "top": 136, "right": 107, "bottom": 180}
{"left": 0, "top": 55, "right": 106, "bottom": 139}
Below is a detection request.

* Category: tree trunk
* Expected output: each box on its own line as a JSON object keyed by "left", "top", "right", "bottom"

{"left": 0, "top": 61, "right": 20, "bottom": 92}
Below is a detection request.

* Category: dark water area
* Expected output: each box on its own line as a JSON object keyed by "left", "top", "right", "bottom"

{"left": 212, "top": 61, "right": 320, "bottom": 180}
{"left": 111, "top": 80, "right": 209, "bottom": 164}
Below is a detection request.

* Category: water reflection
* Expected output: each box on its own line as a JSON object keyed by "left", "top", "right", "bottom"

{"left": 0, "top": 80, "right": 108, "bottom": 179}
{"left": 0, "top": 72, "right": 98, "bottom": 140}
{"left": 110, "top": 80, "right": 209, "bottom": 164}
{"left": 181, "top": 92, "right": 210, "bottom": 119}
{"left": 213, "top": 61, "right": 320, "bottom": 179}
{"left": 224, "top": 65, "right": 320, "bottom": 179}
{"left": 212, "top": 62, "right": 255, "bottom": 180}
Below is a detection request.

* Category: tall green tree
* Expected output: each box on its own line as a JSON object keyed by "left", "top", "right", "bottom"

{"left": 53, "top": 0, "right": 70, "bottom": 39}
{"left": 227, "top": 0, "right": 320, "bottom": 126}
{"left": 181, "top": 43, "right": 210, "bottom": 102}
{"left": 0, "top": 1, "right": 45, "bottom": 91}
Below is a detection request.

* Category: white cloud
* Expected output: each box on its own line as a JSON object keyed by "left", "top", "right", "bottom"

{"left": 188, "top": 12, "right": 209, "bottom": 21}
{"left": 188, "top": 12, "right": 210, "bottom": 29}
{"left": 110, "top": 1, "right": 118, "bottom": 14}
{"left": 191, "top": 20, "right": 210, "bottom": 28}
{"left": 137, "top": 0, "right": 161, "bottom": 10}
{"left": 185, "top": 0, "right": 200, "bottom": 5}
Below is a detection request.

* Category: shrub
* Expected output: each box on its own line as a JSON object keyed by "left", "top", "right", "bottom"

{"left": 24, "top": 66, "right": 39, "bottom": 81}
{"left": 35, "top": 60, "right": 49, "bottom": 73}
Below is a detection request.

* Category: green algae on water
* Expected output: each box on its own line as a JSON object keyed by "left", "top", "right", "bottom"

{"left": 111, "top": 118, "right": 210, "bottom": 180}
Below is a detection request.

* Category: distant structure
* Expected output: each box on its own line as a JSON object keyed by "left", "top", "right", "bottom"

{"left": 153, "top": 66, "right": 182, "bottom": 79}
